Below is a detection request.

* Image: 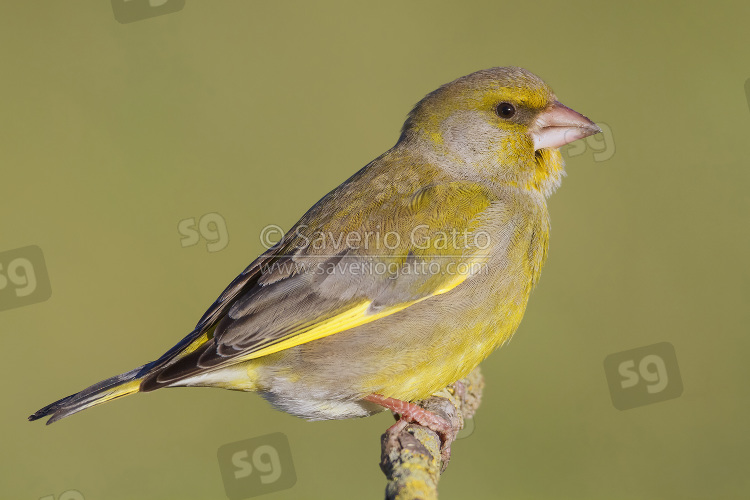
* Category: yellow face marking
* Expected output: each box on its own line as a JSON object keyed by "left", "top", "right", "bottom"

{"left": 474, "top": 87, "right": 550, "bottom": 111}
{"left": 415, "top": 85, "right": 551, "bottom": 149}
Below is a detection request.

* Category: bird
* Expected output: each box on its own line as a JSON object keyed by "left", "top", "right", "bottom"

{"left": 29, "top": 67, "right": 600, "bottom": 451}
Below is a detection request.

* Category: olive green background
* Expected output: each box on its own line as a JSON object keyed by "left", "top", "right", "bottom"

{"left": 2, "top": 1, "right": 749, "bottom": 499}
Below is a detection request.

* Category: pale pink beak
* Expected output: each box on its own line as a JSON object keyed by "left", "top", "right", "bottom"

{"left": 529, "top": 101, "right": 601, "bottom": 150}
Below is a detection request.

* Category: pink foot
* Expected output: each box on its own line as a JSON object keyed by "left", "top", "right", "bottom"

{"left": 365, "top": 394, "right": 455, "bottom": 462}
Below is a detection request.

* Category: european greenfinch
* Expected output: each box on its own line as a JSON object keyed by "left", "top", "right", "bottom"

{"left": 30, "top": 67, "right": 600, "bottom": 446}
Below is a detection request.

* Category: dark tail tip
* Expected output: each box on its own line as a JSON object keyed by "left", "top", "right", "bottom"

{"left": 28, "top": 393, "right": 77, "bottom": 424}
{"left": 28, "top": 364, "right": 149, "bottom": 425}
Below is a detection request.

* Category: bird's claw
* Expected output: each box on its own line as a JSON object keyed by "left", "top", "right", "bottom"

{"left": 366, "top": 393, "right": 457, "bottom": 464}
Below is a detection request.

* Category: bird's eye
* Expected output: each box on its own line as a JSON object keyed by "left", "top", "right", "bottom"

{"left": 496, "top": 102, "right": 516, "bottom": 119}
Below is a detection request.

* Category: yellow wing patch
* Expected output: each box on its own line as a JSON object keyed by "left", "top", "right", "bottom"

{"left": 235, "top": 269, "right": 472, "bottom": 362}
{"left": 179, "top": 326, "right": 217, "bottom": 357}
{"left": 91, "top": 379, "right": 141, "bottom": 405}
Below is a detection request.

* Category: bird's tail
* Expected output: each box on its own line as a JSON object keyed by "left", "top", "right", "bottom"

{"left": 28, "top": 364, "right": 149, "bottom": 425}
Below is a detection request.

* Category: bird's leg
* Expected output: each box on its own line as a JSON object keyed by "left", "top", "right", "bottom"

{"left": 450, "top": 379, "right": 466, "bottom": 402}
{"left": 365, "top": 394, "right": 456, "bottom": 462}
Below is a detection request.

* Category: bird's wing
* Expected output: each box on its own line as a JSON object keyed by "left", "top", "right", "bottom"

{"left": 140, "top": 176, "right": 498, "bottom": 390}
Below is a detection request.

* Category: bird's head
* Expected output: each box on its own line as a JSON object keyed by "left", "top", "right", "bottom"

{"left": 399, "top": 67, "right": 601, "bottom": 197}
